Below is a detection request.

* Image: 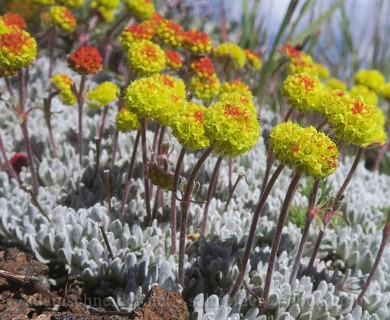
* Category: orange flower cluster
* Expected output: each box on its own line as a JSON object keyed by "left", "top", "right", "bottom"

{"left": 120, "top": 20, "right": 156, "bottom": 49}
{"left": 156, "top": 18, "right": 184, "bottom": 47}
{"left": 67, "top": 46, "right": 102, "bottom": 75}
{"left": 2, "top": 12, "right": 26, "bottom": 30}
{"left": 190, "top": 57, "right": 215, "bottom": 78}
{"left": 183, "top": 29, "right": 212, "bottom": 54}
{"left": 164, "top": 49, "right": 182, "bottom": 69}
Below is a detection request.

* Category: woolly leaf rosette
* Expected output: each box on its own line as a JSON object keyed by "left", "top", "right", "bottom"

{"left": 349, "top": 85, "right": 378, "bottom": 105}
{"left": 119, "top": 22, "right": 156, "bottom": 50}
{"left": 68, "top": 46, "right": 102, "bottom": 75}
{"left": 213, "top": 43, "right": 247, "bottom": 69}
{"left": 156, "top": 18, "right": 184, "bottom": 47}
{"left": 281, "top": 73, "right": 324, "bottom": 112}
{"left": 50, "top": 73, "right": 76, "bottom": 105}
{"left": 50, "top": 6, "right": 76, "bottom": 32}
{"left": 0, "top": 30, "right": 37, "bottom": 74}
{"left": 183, "top": 29, "right": 212, "bottom": 54}
{"left": 87, "top": 82, "right": 119, "bottom": 108}
{"left": 190, "top": 74, "right": 221, "bottom": 101}
{"left": 220, "top": 80, "right": 253, "bottom": 99}
{"left": 354, "top": 69, "right": 385, "bottom": 93}
{"left": 127, "top": 40, "right": 165, "bottom": 76}
{"left": 164, "top": 50, "right": 182, "bottom": 69}
{"left": 115, "top": 108, "right": 139, "bottom": 132}
{"left": 56, "top": 0, "right": 84, "bottom": 8}
{"left": 325, "top": 97, "right": 386, "bottom": 147}
{"left": 204, "top": 100, "right": 260, "bottom": 157}
{"left": 244, "top": 49, "right": 261, "bottom": 70}
{"left": 270, "top": 121, "right": 339, "bottom": 179}
{"left": 190, "top": 57, "right": 215, "bottom": 78}
{"left": 125, "top": 0, "right": 155, "bottom": 20}
{"left": 172, "top": 102, "right": 210, "bottom": 150}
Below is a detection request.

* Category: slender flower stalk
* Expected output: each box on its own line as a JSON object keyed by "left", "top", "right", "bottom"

{"left": 0, "top": 133, "right": 20, "bottom": 183}
{"left": 76, "top": 75, "right": 86, "bottom": 165}
{"left": 18, "top": 69, "right": 39, "bottom": 194}
{"left": 43, "top": 90, "right": 60, "bottom": 158}
{"left": 139, "top": 117, "right": 152, "bottom": 225}
{"left": 261, "top": 173, "right": 301, "bottom": 309}
{"left": 289, "top": 179, "right": 320, "bottom": 285}
{"left": 170, "top": 146, "right": 186, "bottom": 254}
{"left": 4, "top": 76, "right": 14, "bottom": 97}
{"left": 98, "top": 106, "right": 109, "bottom": 142}
{"left": 230, "top": 164, "right": 285, "bottom": 297}
{"left": 353, "top": 210, "right": 390, "bottom": 308}
{"left": 306, "top": 147, "right": 363, "bottom": 275}
{"left": 224, "top": 172, "right": 245, "bottom": 212}
{"left": 178, "top": 146, "right": 214, "bottom": 286}
{"left": 120, "top": 130, "right": 141, "bottom": 216}
{"left": 201, "top": 156, "right": 223, "bottom": 236}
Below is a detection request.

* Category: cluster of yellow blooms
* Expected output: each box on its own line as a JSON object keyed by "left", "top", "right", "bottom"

{"left": 50, "top": 5, "right": 76, "bottom": 32}
{"left": 50, "top": 73, "right": 76, "bottom": 105}
{"left": 86, "top": 82, "right": 119, "bottom": 108}
{"left": 90, "top": 0, "right": 120, "bottom": 22}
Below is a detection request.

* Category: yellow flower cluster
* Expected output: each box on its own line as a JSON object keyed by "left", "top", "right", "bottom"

{"left": 281, "top": 73, "right": 324, "bottom": 112}
{"left": 148, "top": 162, "right": 174, "bottom": 191}
{"left": 203, "top": 96, "right": 260, "bottom": 157}
{"left": 56, "top": 0, "right": 84, "bottom": 8}
{"left": 183, "top": 29, "right": 212, "bottom": 54}
{"left": 50, "top": 73, "right": 76, "bottom": 105}
{"left": 324, "top": 95, "right": 386, "bottom": 147}
{"left": 213, "top": 43, "right": 247, "bottom": 69}
{"left": 270, "top": 121, "right": 338, "bottom": 178}
{"left": 0, "top": 30, "right": 37, "bottom": 75}
{"left": 325, "top": 77, "right": 347, "bottom": 91}
{"left": 354, "top": 69, "right": 385, "bottom": 93}
{"left": 119, "top": 20, "right": 156, "bottom": 50}
{"left": 381, "top": 83, "right": 390, "bottom": 100}
{"left": 220, "top": 80, "right": 253, "bottom": 99}
{"left": 125, "top": 74, "right": 186, "bottom": 125}
{"left": 156, "top": 18, "right": 184, "bottom": 47}
{"left": 50, "top": 6, "right": 76, "bottom": 32}
{"left": 190, "top": 74, "right": 221, "bottom": 101}
{"left": 127, "top": 40, "right": 166, "bottom": 76}
{"left": 1, "top": 12, "right": 26, "bottom": 31}
{"left": 164, "top": 50, "right": 182, "bottom": 69}
{"left": 349, "top": 85, "right": 378, "bottom": 105}
{"left": 90, "top": 0, "right": 120, "bottom": 22}
{"left": 172, "top": 102, "right": 210, "bottom": 150}
{"left": 115, "top": 108, "right": 139, "bottom": 132}
{"left": 125, "top": 0, "right": 155, "bottom": 20}
{"left": 218, "top": 92, "right": 256, "bottom": 111}
{"left": 315, "top": 62, "right": 330, "bottom": 79}
{"left": 87, "top": 82, "right": 119, "bottom": 108}
{"left": 33, "top": 0, "right": 54, "bottom": 5}
{"left": 244, "top": 49, "right": 261, "bottom": 70}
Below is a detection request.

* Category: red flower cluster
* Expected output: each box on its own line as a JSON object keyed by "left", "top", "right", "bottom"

{"left": 67, "top": 46, "right": 102, "bottom": 74}
{"left": 190, "top": 57, "right": 215, "bottom": 78}
{"left": 2, "top": 12, "right": 27, "bottom": 30}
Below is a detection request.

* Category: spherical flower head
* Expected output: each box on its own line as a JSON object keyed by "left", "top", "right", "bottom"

{"left": 127, "top": 40, "right": 165, "bottom": 76}
{"left": 190, "top": 74, "right": 221, "bottom": 101}
{"left": 115, "top": 108, "right": 139, "bottom": 132}
{"left": 204, "top": 100, "right": 260, "bottom": 157}
{"left": 50, "top": 6, "right": 76, "bottom": 32}
{"left": 183, "top": 29, "right": 212, "bottom": 54}
{"left": 148, "top": 162, "right": 175, "bottom": 191}
{"left": 349, "top": 85, "right": 378, "bottom": 105}
{"left": 172, "top": 102, "right": 210, "bottom": 150}
{"left": 68, "top": 46, "right": 102, "bottom": 75}
{"left": 286, "top": 57, "right": 317, "bottom": 76}
{"left": 220, "top": 80, "right": 253, "bottom": 99}
{"left": 91, "top": 0, "right": 120, "bottom": 9}
{"left": 125, "top": 0, "right": 155, "bottom": 20}
{"left": 153, "top": 73, "right": 186, "bottom": 99}
{"left": 354, "top": 69, "right": 385, "bottom": 93}
{"left": 218, "top": 92, "right": 256, "bottom": 112}
{"left": 326, "top": 97, "right": 386, "bottom": 147}
{"left": 33, "top": 0, "right": 55, "bottom": 5}
{"left": 280, "top": 44, "right": 306, "bottom": 61}
{"left": 0, "top": 19, "right": 13, "bottom": 35}
{"left": 124, "top": 76, "right": 170, "bottom": 119}
{"left": 164, "top": 50, "right": 182, "bottom": 69}
{"left": 2, "top": 12, "right": 27, "bottom": 30}
{"left": 244, "top": 49, "right": 261, "bottom": 70}
{"left": 315, "top": 62, "right": 330, "bottom": 79}
{"left": 213, "top": 43, "right": 247, "bottom": 69}
{"left": 270, "top": 121, "right": 338, "bottom": 178}
{"left": 119, "top": 23, "right": 155, "bottom": 50}
{"left": 50, "top": 73, "right": 76, "bottom": 105}
{"left": 381, "top": 83, "right": 390, "bottom": 100}
{"left": 0, "top": 30, "right": 37, "bottom": 73}
{"left": 281, "top": 73, "right": 324, "bottom": 112}
{"left": 87, "top": 81, "right": 119, "bottom": 108}
{"left": 55, "top": 0, "right": 84, "bottom": 8}
{"left": 190, "top": 57, "right": 215, "bottom": 78}
{"left": 325, "top": 77, "right": 347, "bottom": 91}
{"left": 156, "top": 18, "right": 184, "bottom": 47}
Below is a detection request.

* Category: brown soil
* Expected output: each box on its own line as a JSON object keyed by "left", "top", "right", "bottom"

{"left": 0, "top": 246, "right": 189, "bottom": 320}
